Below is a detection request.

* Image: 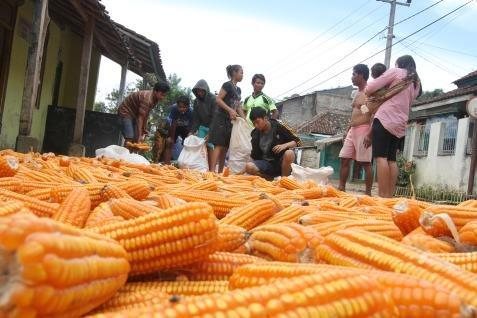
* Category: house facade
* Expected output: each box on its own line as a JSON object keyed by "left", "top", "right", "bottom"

{"left": 402, "top": 70, "right": 477, "bottom": 192}
{"left": 0, "top": 0, "right": 165, "bottom": 155}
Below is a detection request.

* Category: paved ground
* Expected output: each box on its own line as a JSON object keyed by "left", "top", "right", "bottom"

{"left": 329, "top": 180, "right": 379, "bottom": 197}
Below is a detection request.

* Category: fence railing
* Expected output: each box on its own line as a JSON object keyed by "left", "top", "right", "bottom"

{"left": 394, "top": 186, "right": 474, "bottom": 205}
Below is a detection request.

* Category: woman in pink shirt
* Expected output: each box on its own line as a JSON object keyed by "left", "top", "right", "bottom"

{"left": 364, "top": 55, "right": 422, "bottom": 197}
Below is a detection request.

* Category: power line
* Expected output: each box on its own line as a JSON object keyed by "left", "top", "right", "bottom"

{"left": 275, "top": 0, "right": 447, "bottom": 99}
{"left": 295, "top": 0, "right": 474, "bottom": 97}
{"left": 414, "top": 41, "right": 477, "bottom": 58}
{"left": 265, "top": 0, "right": 372, "bottom": 74}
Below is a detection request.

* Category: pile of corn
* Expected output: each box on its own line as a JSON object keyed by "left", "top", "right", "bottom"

{"left": 1, "top": 149, "right": 477, "bottom": 317}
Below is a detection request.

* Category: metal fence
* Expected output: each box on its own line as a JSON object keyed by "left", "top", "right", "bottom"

{"left": 413, "top": 124, "right": 430, "bottom": 157}
{"left": 439, "top": 121, "right": 458, "bottom": 155}
{"left": 394, "top": 186, "right": 474, "bottom": 205}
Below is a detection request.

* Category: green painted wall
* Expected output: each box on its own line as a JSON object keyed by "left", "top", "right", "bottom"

{"left": 0, "top": 1, "right": 102, "bottom": 150}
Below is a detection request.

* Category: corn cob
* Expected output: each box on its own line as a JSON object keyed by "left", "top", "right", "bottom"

{"left": 278, "top": 176, "right": 303, "bottom": 190}
{"left": 318, "top": 228, "right": 477, "bottom": 306}
{"left": 392, "top": 198, "right": 423, "bottom": 235}
{"left": 17, "top": 166, "right": 58, "bottom": 182}
{"left": 248, "top": 223, "right": 323, "bottom": 262}
{"left": 170, "top": 189, "right": 244, "bottom": 219}
{"left": 338, "top": 195, "right": 359, "bottom": 208}
{"left": 66, "top": 164, "right": 98, "bottom": 183}
{"left": 310, "top": 219, "right": 403, "bottom": 241}
{"left": 459, "top": 220, "right": 477, "bottom": 246}
{"left": 261, "top": 205, "right": 308, "bottom": 225}
{"left": 52, "top": 187, "right": 91, "bottom": 228}
{"left": 216, "top": 223, "right": 249, "bottom": 252}
{"left": 357, "top": 205, "right": 395, "bottom": 217}
{"left": 228, "top": 262, "right": 470, "bottom": 318}
{"left": 356, "top": 195, "right": 382, "bottom": 206}
{"left": 20, "top": 180, "right": 64, "bottom": 193}
{"left": 184, "top": 180, "right": 218, "bottom": 191}
{"left": 100, "top": 184, "right": 133, "bottom": 201}
{"left": 50, "top": 183, "right": 104, "bottom": 207}
{"left": 0, "top": 188, "right": 59, "bottom": 217}
{"left": 122, "top": 280, "right": 229, "bottom": 295}
{"left": 177, "top": 252, "right": 265, "bottom": 281}
{"left": 84, "top": 202, "right": 124, "bottom": 228}
{"left": 117, "top": 180, "right": 152, "bottom": 200}
{"left": 26, "top": 188, "right": 53, "bottom": 201}
{"left": 0, "top": 155, "right": 19, "bottom": 177}
{"left": 435, "top": 251, "right": 477, "bottom": 273}
{"left": 423, "top": 204, "right": 477, "bottom": 229}
{"left": 298, "top": 210, "right": 381, "bottom": 225}
{"left": 0, "top": 201, "right": 29, "bottom": 217}
{"left": 401, "top": 227, "right": 456, "bottom": 253}
{"left": 94, "top": 202, "right": 218, "bottom": 275}
{"left": 419, "top": 211, "right": 460, "bottom": 242}
{"left": 291, "top": 187, "right": 328, "bottom": 200}
{"left": 0, "top": 212, "right": 129, "bottom": 317}
{"left": 89, "top": 270, "right": 398, "bottom": 318}
{"left": 218, "top": 199, "right": 278, "bottom": 230}
{"left": 90, "top": 289, "right": 171, "bottom": 315}
{"left": 0, "top": 177, "right": 22, "bottom": 192}
{"left": 149, "top": 193, "right": 185, "bottom": 209}
{"left": 109, "top": 198, "right": 162, "bottom": 220}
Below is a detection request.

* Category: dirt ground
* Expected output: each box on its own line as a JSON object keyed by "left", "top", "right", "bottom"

{"left": 329, "top": 180, "right": 379, "bottom": 197}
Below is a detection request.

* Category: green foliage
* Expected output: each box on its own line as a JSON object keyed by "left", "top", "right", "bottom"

{"left": 417, "top": 88, "right": 444, "bottom": 101}
{"left": 396, "top": 155, "right": 416, "bottom": 187}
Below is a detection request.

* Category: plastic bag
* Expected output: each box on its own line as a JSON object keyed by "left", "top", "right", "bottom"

{"left": 291, "top": 163, "right": 333, "bottom": 185}
{"left": 228, "top": 117, "right": 253, "bottom": 174}
{"left": 95, "top": 145, "right": 150, "bottom": 165}
{"left": 177, "top": 135, "right": 208, "bottom": 172}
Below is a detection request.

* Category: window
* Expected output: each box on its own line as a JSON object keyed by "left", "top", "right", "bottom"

{"left": 413, "top": 124, "right": 430, "bottom": 157}
{"left": 438, "top": 120, "right": 458, "bottom": 156}
{"left": 402, "top": 126, "right": 412, "bottom": 157}
{"left": 467, "top": 121, "right": 474, "bottom": 155}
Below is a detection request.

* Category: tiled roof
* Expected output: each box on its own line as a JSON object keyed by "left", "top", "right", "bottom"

{"left": 297, "top": 111, "right": 350, "bottom": 135}
{"left": 453, "top": 70, "right": 477, "bottom": 85}
{"left": 412, "top": 85, "right": 477, "bottom": 106}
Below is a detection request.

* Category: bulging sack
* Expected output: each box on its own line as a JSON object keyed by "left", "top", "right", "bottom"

{"left": 95, "top": 145, "right": 150, "bottom": 165}
{"left": 291, "top": 163, "right": 333, "bottom": 185}
{"left": 177, "top": 135, "right": 208, "bottom": 172}
{"left": 228, "top": 117, "right": 252, "bottom": 174}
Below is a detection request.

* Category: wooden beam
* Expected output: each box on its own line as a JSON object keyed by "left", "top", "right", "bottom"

{"left": 118, "top": 61, "right": 128, "bottom": 104}
{"left": 68, "top": 0, "right": 87, "bottom": 21}
{"left": 72, "top": 16, "right": 94, "bottom": 144}
{"left": 19, "top": 0, "right": 50, "bottom": 136}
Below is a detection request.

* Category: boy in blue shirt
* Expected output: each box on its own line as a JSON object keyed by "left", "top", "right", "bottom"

{"left": 163, "top": 95, "right": 192, "bottom": 164}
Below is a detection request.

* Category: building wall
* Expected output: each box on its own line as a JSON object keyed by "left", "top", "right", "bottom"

{"left": 0, "top": 1, "right": 101, "bottom": 149}
{"left": 298, "top": 147, "right": 319, "bottom": 169}
{"left": 408, "top": 117, "right": 475, "bottom": 191}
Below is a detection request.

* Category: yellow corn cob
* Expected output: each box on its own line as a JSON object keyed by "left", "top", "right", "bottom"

{"left": 20, "top": 181, "right": 65, "bottom": 193}
{"left": 298, "top": 210, "right": 380, "bottom": 225}
{"left": 318, "top": 228, "right": 477, "bottom": 306}
{"left": 274, "top": 191, "right": 306, "bottom": 202}
{"left": 357, "top": 205, "right": 395, "bottom": 216}
{"left": 423, "top": 204, "right": 477, "bottom": 230}
{"left": 459, "top": 220, "right": 477, "bottom": 246}
{"left": 25, "top": 188, "right": 53, "bottom": 201}
{"left": 184, "top": 180, "right": 218, "bottom": 191}
{"left": 278, "top": 176, "right": 303, "bottom": 190}
{"left": 116, "top": 180, "right": 152, "bottom": 200}
{"left": 170, "top": 189, "right": 244, "bottom": 219}
{"left": 66, "top": 164, "right": 98, "bottom": 183}
{"left": 0, "top": 212, "right": 129, "bottom": 317}
{"left": 0, "top": 155, "right": 19, "bottom": 177}
{"left": 50, "top": 183, "right": 105, "bottom": 207}
{"left": 84, "top": 202, "right": 121, "bottom": 228}
{"left": 435, "top": 251, "right": 477, "bottom": 273}
{"left": 0, "top": 201, "right": 29, "bottom": 217}
{"left": 0, "top": 188, "right": 59, "bottom": 217}
{"left": 338, "top": 195, "right": 359, "bottom": 208}
{"left": 0, "top": 177, "right": 23, "bottom": 192}
{"left": 16, "top": 166, "right": 58, "bottom": 182}
{"left": 216, "top": 223, "right": 250, "bottom": 252}
{"left": 176, "top": 252, "right": 265, "bottom": 281}
{"left": 52, "top": 187, "right": 91, "bottom": 228}
{"left": 94, "top": 202, "right": 218, "bottom": 275}
{"left": 401, "top": 227, "right": 456, "bottom": 253}
{"left": 109, "top": 198, "right": 162, "bottom": 220}
{"left": 100, "top": 184, "right": 133, "bottom": 201}
{"left": 149, "top": 193, "right": 185, "bottom": 209}
{"left": 228, "top": 262, "right": 470, "bottom": 318}
{"left": 310, "top": 219, "right": 403, "bottom": 240}
{"left": 419, "top": 211, "right": 460, "bottom": 241}
{"left": 261, "top": 205, "right": 308, "bottom": 225}
{"left": 356, "top": 195, "right": 382, "bottom": 206}
{"left": 89, "top": 270, "right": 398, "bottom": 318}
{"left": 392, "top": 198, "right": 423, "bottom": 235}
{"left": 292, "top": 186, "right": 329, "bottom": 200}
{"left": 248, "top": 223, "right": 323, "bottom": 262}
{"left": 218, "top": 198, "right": 278, "bottom": 230}
{"left": 122, "top": 280, "right": 229, "bottom": 295}
{"left": 89, "top": 289, "right": 171, "bottom": 315}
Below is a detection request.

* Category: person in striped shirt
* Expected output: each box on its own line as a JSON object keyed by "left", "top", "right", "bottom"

{"left": 117, "top": 81, "right": 170, "bottom": 143}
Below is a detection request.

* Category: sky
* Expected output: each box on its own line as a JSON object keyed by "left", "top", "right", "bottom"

{"left": 95, "top": 0, "right": 477, "bottom": 104}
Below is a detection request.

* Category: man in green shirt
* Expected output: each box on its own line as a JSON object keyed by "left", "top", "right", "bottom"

{"left": 243, "top": 74, "right": 278, "bottom": 126}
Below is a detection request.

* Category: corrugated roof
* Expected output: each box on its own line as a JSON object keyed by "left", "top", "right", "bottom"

{"left": 297, "top": 111, "right": 350, "bottom": 135}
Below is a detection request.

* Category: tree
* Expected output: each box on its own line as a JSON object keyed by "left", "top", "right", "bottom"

{"left": 417, "top": 88, "right": 444, "bottom": 101}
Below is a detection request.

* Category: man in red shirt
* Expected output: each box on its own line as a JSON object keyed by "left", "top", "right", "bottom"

{"left": 117, "top": 81, "right": 170, "bottom": 143}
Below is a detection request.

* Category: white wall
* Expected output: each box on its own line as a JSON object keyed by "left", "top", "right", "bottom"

{"left": 410, "top": 117, "right": 474, "bottom": 191}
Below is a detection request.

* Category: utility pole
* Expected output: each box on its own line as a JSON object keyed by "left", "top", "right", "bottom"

{"left": 377, "top": 0, "right": 411, "bottom": 68}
